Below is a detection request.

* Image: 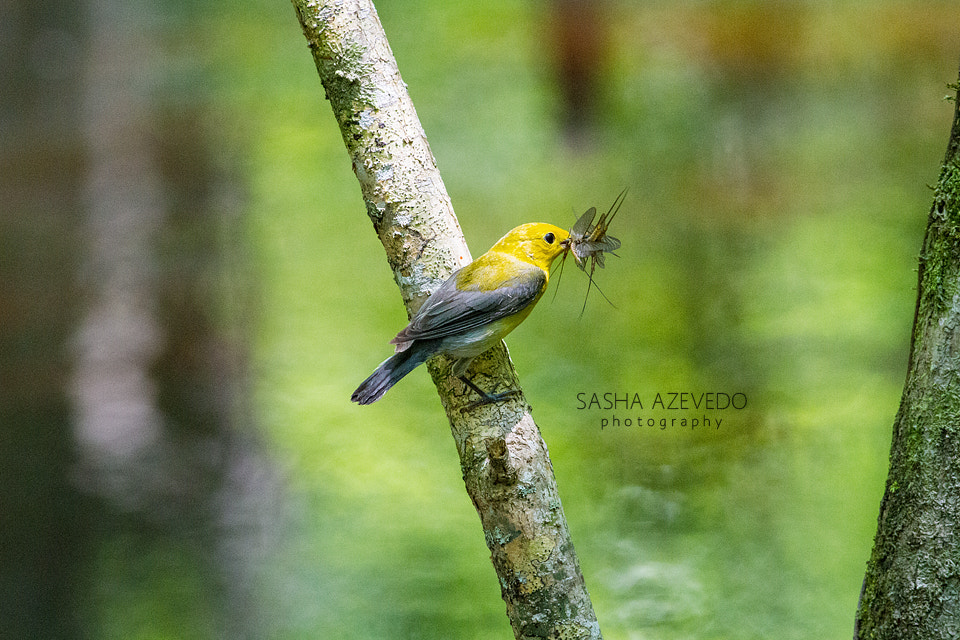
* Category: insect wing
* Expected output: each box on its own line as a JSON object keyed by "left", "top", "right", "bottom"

{"left": 598, "top": 235, "right": 621, "bottom": 252}
{"left": 571, "top": 207, "right": 597, "bottom": 239}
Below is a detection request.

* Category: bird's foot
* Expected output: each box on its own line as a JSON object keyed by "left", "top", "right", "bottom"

{"left": 459, "top": 376, "right": 519, "bottom": 410}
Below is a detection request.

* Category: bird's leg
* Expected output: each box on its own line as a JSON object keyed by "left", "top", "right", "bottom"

{"left": 458, "top": 375, "right": 519, "bottom": 409}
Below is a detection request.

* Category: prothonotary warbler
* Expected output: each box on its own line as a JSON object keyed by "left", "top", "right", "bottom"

{"left": 351, "top": 222, "right": 571, "bottom": 406}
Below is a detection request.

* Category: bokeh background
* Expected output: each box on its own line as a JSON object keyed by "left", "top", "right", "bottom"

{"left": 4, "top": 0, "right": 960, "bottom": 638}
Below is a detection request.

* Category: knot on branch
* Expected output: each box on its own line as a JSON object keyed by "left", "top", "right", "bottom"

{"left": 487, "top": 436, "right": 518, "bottom": 486}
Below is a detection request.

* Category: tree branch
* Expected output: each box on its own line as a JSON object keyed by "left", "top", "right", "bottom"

{"left": 854, "top": 63, "right": 960, "bottom": 639}
{"left": 290, "top": 1, "right": 603, "bottom": 637}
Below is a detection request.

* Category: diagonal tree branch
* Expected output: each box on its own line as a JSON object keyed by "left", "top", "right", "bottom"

{"left": 290, "top": 1, "right": 603, "bottom": 638}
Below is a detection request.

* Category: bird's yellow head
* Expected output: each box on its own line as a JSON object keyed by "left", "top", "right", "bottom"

{"left": 490, "top": 223, "right": 571, "bottom": 271}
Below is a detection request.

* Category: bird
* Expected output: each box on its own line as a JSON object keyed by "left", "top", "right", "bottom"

{"left": 351, "top": 222, "right": 571, "bottom": 406}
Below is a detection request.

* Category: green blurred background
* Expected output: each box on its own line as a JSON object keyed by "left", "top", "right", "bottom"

{"left": 3, "top": 0, "right": 959, "bottom": 638}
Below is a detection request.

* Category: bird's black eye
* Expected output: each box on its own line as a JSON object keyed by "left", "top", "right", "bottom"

{"left": 544, "top": 232, "right": 555, "bottom": 244}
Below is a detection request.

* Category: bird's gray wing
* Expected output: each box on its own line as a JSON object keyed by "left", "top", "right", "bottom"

{"left": 391, "top": 267, "right": 545, "bottom": 346}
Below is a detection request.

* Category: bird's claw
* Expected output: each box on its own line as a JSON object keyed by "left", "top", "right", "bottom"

{"left": 459, "top": 376, "right": 519, "bottom": 410}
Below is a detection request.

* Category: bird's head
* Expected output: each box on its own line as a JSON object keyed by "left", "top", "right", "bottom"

{"left": 491, "top": 223, "right": 571, "bottom": 270}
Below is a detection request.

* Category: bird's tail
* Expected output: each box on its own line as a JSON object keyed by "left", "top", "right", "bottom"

{"left": 351, "top": 344, "right": 431, "bottom": 405}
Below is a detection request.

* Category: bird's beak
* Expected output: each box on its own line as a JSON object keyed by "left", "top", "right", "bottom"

{"left": 560, "top": 238, "right": 572, "bottom": 249}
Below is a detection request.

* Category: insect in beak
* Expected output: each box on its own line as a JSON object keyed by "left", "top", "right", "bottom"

{"left": 568, "top": 189, "right": 624, "bottom": 269}
{"left": 560, "top": 189, "right": 626, "bottom": 315}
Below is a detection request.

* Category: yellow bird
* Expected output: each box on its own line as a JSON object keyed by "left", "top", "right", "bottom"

{"left": 352, "top": 222, "right": 571, "bottom": 405}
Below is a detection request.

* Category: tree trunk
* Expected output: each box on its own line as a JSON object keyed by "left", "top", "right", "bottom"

{"left": 290, "top": 2, "right": 603, "bottom": 638}
{"left": 854, "top": 65, "right": 960, "bottom": 639}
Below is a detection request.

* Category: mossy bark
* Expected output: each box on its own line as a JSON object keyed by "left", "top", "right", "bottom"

{"left": 854, "top": 69, "right": 960, "bottom": 639}
{"left": 290, "top": 2, "right": 602, "bottom": 637}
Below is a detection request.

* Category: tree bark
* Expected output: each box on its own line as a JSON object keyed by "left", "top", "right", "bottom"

{"left": 290, "top": 1, "right": 602, "bottom": 638}
{"left": 854, "top": 66, "right": 960, "bottom": 639}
